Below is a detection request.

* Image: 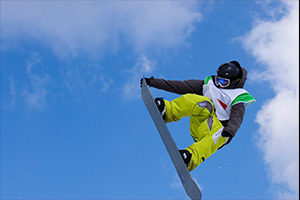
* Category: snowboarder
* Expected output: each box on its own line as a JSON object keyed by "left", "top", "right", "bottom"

{"left": 141, "top": 61, "right": 255, "bottom": 171}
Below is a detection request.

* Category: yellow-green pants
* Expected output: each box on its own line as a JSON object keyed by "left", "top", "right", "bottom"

{"left": 164, "top": 94, "right": 228, "bottom": 171}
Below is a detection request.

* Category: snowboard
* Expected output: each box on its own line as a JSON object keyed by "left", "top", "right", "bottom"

{"left": 141, "top": 78, "right": 202, "bottom": 200}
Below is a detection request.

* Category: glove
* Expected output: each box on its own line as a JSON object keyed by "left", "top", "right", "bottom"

{"left": 221, "top": 131, "right": 233, "bottom": 138}
{"left": 219, "top": 131, "right": 233, "bottom": 149}
{"left": 140, "top": 76, "right": 153, "bottom": 87}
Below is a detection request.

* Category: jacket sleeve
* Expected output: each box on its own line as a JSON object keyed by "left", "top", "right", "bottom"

{"left": 148, "top": 77, "right": 204, "bottom": 95}
{"left": 223, "top": 103, "right": 245, "bottom": 137}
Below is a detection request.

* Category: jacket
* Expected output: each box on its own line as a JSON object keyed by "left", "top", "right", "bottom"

{"left": 146, "top": 68, "right": 249, "bottom": 137}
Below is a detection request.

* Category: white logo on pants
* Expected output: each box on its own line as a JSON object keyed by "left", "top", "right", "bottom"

{"left": 212, "top": 127, "right": 224, "bottom": 144}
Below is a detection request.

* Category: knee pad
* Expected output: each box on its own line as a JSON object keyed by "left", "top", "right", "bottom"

{"left": 197, "top": 101, "right": 213, "bottom": 114}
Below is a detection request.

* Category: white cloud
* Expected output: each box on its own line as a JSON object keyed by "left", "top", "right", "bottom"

{"left": 99, "top": 74, "right": 113, "bottom": 93}
{"left": 121, "top": 55, "right": 154, "bottom": 100}
{"left": 1, "top": 1, "right": 201, "bottom": 58}
{"left": 242, "top": 1, "right": 299, "bottom": 199}
{"left": 22, "top": 52, "right": 51, "bottom": 110}
{"left": 62, "top": 64, "right": 113, "bottom": 95}
{"left": 13, "top": 55, "right": 112, "bottom": 109}
{"left": 2, "top": 1, "right": 201, "bottom": 104}
{"left": 2, "top": 1, "right": 201, "bottom": 103}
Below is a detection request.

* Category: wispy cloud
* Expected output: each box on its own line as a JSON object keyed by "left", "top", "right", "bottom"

{"left": 62, "top": 64, "right": 113, "bottom": 96}
{"left": 121, "top": 55, "right": 154, "bottom": 100}
{"left": 6, "top": 53, "right": 112, "bottom": 110}
{"left": 2, "top": 1, "right": 202, "bottom": 106}
{"left": 99, "top": 74, "right": 113, "bottom": 93}
{"left": 2, "top": 1, "right": 202, "bottom": 104}
{"left": 22, "top": 52, "right": 51, "bottom": 110}
{"left": 242, "top": 1, "right": 299, "bottom": 199}
{"left": 2, "top": 1, "right": 202, "bottom": 58}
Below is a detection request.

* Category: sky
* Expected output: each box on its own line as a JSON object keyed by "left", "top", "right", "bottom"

{"left": 0, "top": 1, "right": 299, "bottom": 200}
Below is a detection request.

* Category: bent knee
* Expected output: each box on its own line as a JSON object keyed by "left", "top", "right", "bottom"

{"left": 197, "top": 101, "right": 213, "bottom": 114}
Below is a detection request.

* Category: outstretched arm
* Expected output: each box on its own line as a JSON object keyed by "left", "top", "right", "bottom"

{"left": 145, "top": 77, "right": 204, "bottom": 95}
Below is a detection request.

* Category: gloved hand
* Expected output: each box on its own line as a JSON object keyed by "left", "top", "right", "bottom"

{"left": 140, "top": 76, "right": 153, "bottom": 87}
{"left": 221, "top": 131, "right": 233, "bottom": 138}
{"left": 219, "top": 131, "right": 233, "bottom": 148}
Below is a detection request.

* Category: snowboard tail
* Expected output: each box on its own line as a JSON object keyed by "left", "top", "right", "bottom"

{"left": 141, "top": 78, "right": 202, "bottom": 200}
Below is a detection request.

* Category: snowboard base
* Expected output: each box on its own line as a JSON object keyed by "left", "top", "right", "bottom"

{"left": 141, "top": 78, "right": 202, "bottom": 200}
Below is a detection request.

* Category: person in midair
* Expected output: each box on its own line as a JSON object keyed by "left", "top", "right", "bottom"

{"left": 142, "top": 61, "right": 255, "bottom": 171}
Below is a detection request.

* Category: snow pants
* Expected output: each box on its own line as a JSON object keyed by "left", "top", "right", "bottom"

{"left": 164, "top": 94, "right": 228, "bottom": 171}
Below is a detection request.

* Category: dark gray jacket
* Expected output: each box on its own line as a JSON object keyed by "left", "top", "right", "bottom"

{"left": 146, "top": 68, "right": 248, "bottom": 138}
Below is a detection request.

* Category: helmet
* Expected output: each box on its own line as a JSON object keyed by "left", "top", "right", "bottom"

{"left": 217, "top": 61, "right": 242, "bottom": 80}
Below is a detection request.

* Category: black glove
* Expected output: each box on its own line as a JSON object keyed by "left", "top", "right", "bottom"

{"left": 218, "top": 131, "right": 233, "bottom": 149}
{"left": 221, "top": 131, "right": 233, "bottom": 138}
{"left": 140, "top": 77, "right": 153, "bottom": 87}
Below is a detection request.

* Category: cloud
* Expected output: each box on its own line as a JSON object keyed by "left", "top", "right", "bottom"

{"left": 22, "top": 52, "right": 51, "bottom": 110}
{"left": 20, "top": 56, "right": 112, "bottom": 110}
{"left": 242, "top": 1, "right": 299, "bottom": 199}
{"left": 121, "top": 55, "right": 154, "bottom": 100}
{"left": 99, "top": 74, "right": 113, "bottom": 93}
{"left": 62, "top": 64, "right": 113, "bottom": 95}
{"left": 2, "top": 1, "right": 202, "bottom": 105}
{"left": 1, "top": 1, "right": 201, "bottom": 58}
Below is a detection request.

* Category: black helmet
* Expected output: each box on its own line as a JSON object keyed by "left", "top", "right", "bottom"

{"left": 217, "top": 61, "right": 242, "bottom": 80}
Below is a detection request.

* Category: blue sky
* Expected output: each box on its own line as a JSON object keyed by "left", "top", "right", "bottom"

{"left": 1, "top": 1, "right": 299, "bottom": 200}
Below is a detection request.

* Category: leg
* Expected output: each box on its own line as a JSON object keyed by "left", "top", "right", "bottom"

{"left": 186, "top": 115, "right": 228, "bottom": 171}
{"left": 164, "top": 94, "right": 212, "bottom": 124}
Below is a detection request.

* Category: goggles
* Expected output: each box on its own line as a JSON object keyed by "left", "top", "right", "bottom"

{"left": 216, "top": 76, "right": 230, "bottom": 88}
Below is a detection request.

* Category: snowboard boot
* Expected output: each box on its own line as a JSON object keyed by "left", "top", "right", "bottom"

{"left": 179, "top": 149, "right": 192, "bottom": 167}
{"left": 154, "top": 97, "right": 166, "bottom": 120}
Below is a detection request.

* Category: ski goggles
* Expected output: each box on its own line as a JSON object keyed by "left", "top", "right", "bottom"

{"left": 216, "top": 76, "right": 230, "bottom": 88}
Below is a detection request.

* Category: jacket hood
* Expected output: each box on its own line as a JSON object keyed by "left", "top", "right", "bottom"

{"left": 228, "top": 67, "right": 247, "bottom": 89}
{"left": 213, "top": 67, "right": 247, "bottom": 89}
